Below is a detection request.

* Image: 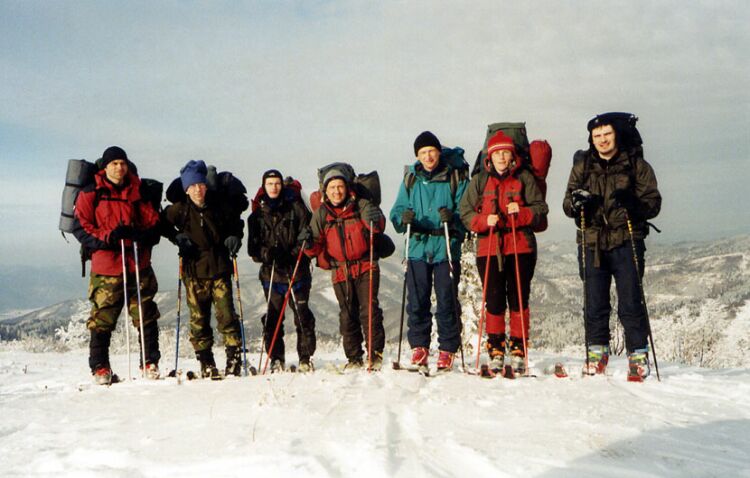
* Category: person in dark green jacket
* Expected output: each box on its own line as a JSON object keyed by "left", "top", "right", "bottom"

{"left": 389, "top": 131, "right": 468, "bottom": 373}
{"left": 162, "top": 160, "right": 244, "bottom": 379}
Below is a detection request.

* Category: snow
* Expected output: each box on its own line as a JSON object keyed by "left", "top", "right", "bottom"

{"left": 2, "top": 349, "right": 749, "bottom": 477}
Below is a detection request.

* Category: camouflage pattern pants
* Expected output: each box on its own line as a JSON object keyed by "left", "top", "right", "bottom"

{"left": 88, "top": 266, "right": 160, "bottom": 332}
{"left": 184, "top": 274, "right": 242, "bottom": 352}
{"left": 87, "top": 266, "right": 161, "bottom": 366}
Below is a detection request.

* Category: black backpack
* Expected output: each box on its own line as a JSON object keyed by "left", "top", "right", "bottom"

{"left": 166, "top": 167, "right": 249, "bottom": 214}
{"left": 403, "top": 146, "right": 470, "bottom": 198}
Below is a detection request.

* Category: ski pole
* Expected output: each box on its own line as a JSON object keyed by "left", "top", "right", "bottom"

{"left": 232, "top": 256, "right": 249, "bottom": 377}
{"left": 392, "top": 224, "right": 410, "bottom": 370}
{"left": 443, "top": 221, "right": 465, "bottom": 370}
{"left": 132, "top": 241, "right": 148, "bottom": 378}
{"left": 171, "top": 258, "right": 183, "bottom": 376}
{"left": 509, "top": 214, "right": 529, "bottom": 376}
{"left": 120, "top": 240, "right": 132, "bottom": 381}
{"left": 257, "top": 260, "right": 275, "bottom": 372}
{"left": 263, "top": 243, "right": 306, "bottom": 375}
{"left": 475, "top": 226, "right": 495, "bottom": 370}
{"left": 625, "top": 213, "right": 661, "bottom": 381}
{"left": 368, "top": 220, "right": 374, "bottom": 372}
{"left": 581, "top": 210, "right": 590, "bottom": 372}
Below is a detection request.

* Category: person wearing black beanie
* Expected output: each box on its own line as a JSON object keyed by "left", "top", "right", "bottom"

{"left": 413, "top": 131, "right": 442, "bottom": 156}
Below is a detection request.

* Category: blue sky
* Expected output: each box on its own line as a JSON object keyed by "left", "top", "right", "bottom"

{"left": 1, "top": 1, "right": 748, "bottom": 270}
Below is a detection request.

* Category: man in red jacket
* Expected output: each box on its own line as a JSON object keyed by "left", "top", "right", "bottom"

{"left": 301, "top": 167, "right": 386, "bottom": 371}
{"left": 73, "top": 146, "right": 162, "bottom": 385}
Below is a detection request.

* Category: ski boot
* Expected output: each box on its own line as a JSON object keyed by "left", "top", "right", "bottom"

{"left": 343, "top": 356, "right": 364, "bottom": 372}
{"left": 270, "top": 358, "right": 285, "bottom": 374}
{"left": 508, "top": 337, "right": 526, "bottom": 376}
{"left": 436, "top": 350, "right": 455, "bottom": 374}
{"left": 369, "top": 352, "right": 383, "bottom": 372}
{"left": 297, "top": 358, "right": 314, "bottom": 374}
{"left": 93, "top": 366, "right": 113, "bottom": 386}
{"left": 224, "top": 346, "right": 242, "bottom": 377}
{"left": 583, "top": 345, "right": 610, "bottom": 376}
{"left": 627, "top": 348, "right": 650, "bottom": 382}
{"left": 486, "top": 333, "right": 506, "bottom": 373}
{"left": 408, "top": 346, "right": 429, "bottom": 372}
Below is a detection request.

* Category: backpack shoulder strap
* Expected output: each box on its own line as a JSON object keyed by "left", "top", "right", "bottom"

{"left": 403, "top": 171, "right": 417, "bottom": 197}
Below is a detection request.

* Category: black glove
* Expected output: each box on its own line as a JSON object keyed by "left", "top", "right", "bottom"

{"left": 175, "top": 233, "right": 196, "bottom": 257}
{"left": 297, "top": 227, "right": 312, "bottom": 247}
{"left": 401, "top": 209, "right": 416, "bottom": 226}
{"left": 224, "top": 236, "right": 242, "bottom": 256}
{"left": 363, "top": 207, "right": 383, "bottom": 224}
{"left": 109, "top": 225, "right": 135, "bottom": 245}
{"left": 571, "top": 189, "right": 594, "bottom": 215}
{"left": 610, "top": 189, "right": 639, "bottom": 216}
{"left": 438, "top": 207, "right": 453, "bottom": 224}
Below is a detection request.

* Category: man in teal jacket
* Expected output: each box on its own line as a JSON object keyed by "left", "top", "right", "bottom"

{"left": 390, "top": 131, "right": 468, "bottom": 372}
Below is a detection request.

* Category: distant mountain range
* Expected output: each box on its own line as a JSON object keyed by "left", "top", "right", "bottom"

{"left": 3, "top": 235, "right": 748, "bottom": 368}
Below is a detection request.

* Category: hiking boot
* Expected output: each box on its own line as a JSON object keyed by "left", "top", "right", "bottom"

{"left": 93, "top": 366, "right": 113, "bottom": 386}
{"left": 225, "top": 346, "right": 242, "bottom": 377}
{"left": 487, "top": 333, "right": 506, "bottom": 372}
{"left": 143, "top": 363, "right": 160, "bottom": 380}
{"left": 409, "top": 347, "right": 429, "bottom": 370}
{"left": 343, "top": 357, "right": 364, "bottom": 371}
{"left": 436, "top": 350, "right": 455, "bottom": 372}
{"left": 297, "top": 359, "right": 314, "bottom": 374}
{"left": 369, "top": 352, "right": 383, "bottom": 372}
{"left": 627, "top": 348, "right": 650, "bottom": 382}
{"left": 270, "top": 359, "right": 285, "bottom": 374}
{"left": 196, "top": 349, "right": 217, "bottom": 378}
{"left": 583, "top": 345, "right": 610, "bottom": 376}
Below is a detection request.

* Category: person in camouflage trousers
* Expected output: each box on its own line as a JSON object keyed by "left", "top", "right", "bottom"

{"left": 162, "top": 160, "right": 244, "bottom": 379}
{"left": 73, "top": 146, "right": 162, "bottom": 385}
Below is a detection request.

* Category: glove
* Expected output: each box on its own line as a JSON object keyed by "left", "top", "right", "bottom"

{"left": 224, "top": 236, "right": 241, "bottom": 256}
{"left": 297, "top": 227, "right": 312, "bottom": 247}
{"left": 401, "top": 209, "right": 416, "bottom": 226}
{"left": 571, "top": 189, "right": 594, "bottom": 215}
{"left": 363, "top": 207, "right": 383, "bottom": 224}
{"left": 109, "top": 225, "right": 135, "bottom": 245}
{"left": 610, "top": 189, "right": 639, "bottom": 215}
{"left": 438, "top": 207, "right": 453, "bottom": 224}
{"left": 175, "top": 233, "right": 196, "bottom": 256}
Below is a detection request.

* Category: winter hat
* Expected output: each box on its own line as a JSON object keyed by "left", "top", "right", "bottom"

{"left": 180, "top": 160, "right": 208, "bottom": 191}
{"left": 487, "top": 131, "right": 516, "bottom": 157}
{"left": 262, "top": 169, "right": 283, "bottom": 186}
{"left": 413, "top": 131, "right": 442, "bottom": 156}
{"left": 100, "top": 146, "right": 128, "bottom": 169}
{"left": 322, "top": 168, "right": 348, "bottom": 189}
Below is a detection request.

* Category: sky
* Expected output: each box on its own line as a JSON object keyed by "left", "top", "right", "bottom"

{"left": 1, "top": 1, "right": 748, "bottom": 270}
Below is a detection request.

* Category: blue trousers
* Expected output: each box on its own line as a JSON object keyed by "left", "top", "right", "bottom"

{"left": 579, "top": 240, "right": 648, "bottom": 352}
{"left": 406, "top": 260, "right": 461, "bottom": 353}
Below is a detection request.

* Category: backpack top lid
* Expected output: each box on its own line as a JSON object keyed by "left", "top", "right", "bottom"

{"left": 587, "top": 112, "right": 642, "bottom": 151}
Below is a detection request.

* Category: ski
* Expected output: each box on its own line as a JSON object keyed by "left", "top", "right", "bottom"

{"left": 501, "top": 365, "right": 515, "bottom": 379}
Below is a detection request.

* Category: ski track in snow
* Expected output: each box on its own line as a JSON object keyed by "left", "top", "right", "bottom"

{"left": 1, "top": 350, "right": 749, "bottom": 477}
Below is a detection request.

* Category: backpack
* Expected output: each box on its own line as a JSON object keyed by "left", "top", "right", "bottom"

{"left": 59, "top": 158, "right": 163, "bottom": 276}
{"left": 309, "top": 163, "right": 395, "bottom": 266}
{"left": 403, "top": 146, "right": 470, "bottom": 199}
{"left": 471, "top": 122, "right": 553, "bottom": 233}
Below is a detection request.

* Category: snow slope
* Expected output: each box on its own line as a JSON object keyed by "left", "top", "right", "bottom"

{"left": 1, "top": 349, "right": 749, "bottom": 477}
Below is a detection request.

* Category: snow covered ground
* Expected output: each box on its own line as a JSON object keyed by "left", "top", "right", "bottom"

{"left": 2, "top": 349, "right": 749, "bottom": 477}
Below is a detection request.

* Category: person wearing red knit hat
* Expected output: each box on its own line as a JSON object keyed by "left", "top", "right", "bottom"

{"left": 459, "top": 131, "right": 549, "bottom": 374}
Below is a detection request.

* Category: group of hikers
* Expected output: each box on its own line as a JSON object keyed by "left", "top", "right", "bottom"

{"left": 69, "top": 112, "right": 661, "bottom": 385}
